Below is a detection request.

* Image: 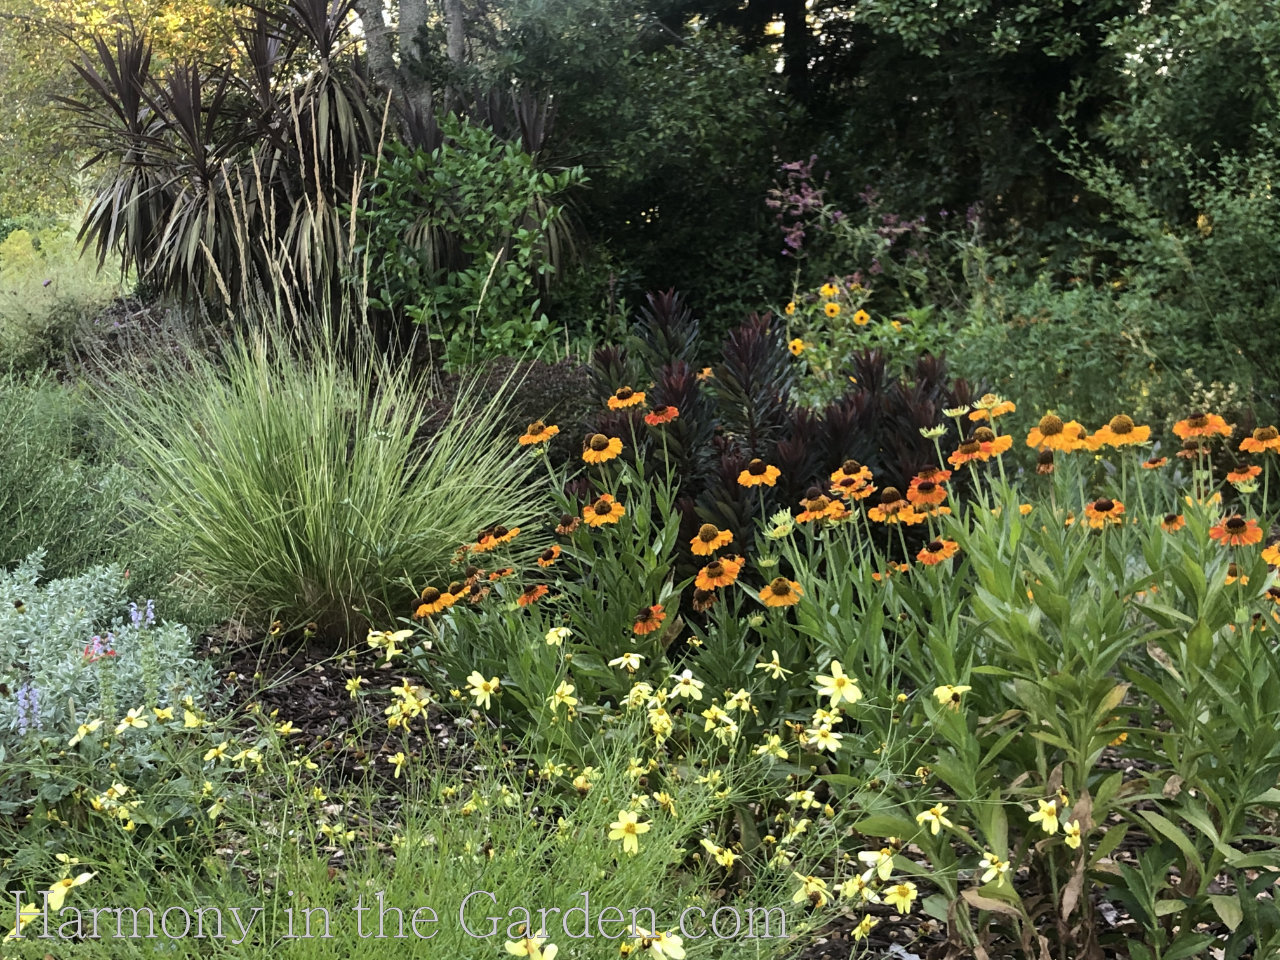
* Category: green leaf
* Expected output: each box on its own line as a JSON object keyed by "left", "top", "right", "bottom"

{"left": 1209, "top": 894, "right": 1243, "bottom": 931}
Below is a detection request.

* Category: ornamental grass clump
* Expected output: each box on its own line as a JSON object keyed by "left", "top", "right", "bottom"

{"left": 99, "top": 326, "right": 546, "bottom": 645}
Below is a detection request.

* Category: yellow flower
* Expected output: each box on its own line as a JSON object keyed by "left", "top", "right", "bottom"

{"left": 932, "top": 684, "right": 971, "bottom": 710}
{"left": 824, "top": 301, "right": 841, "bottom": 318}
{"left": 852, "top": 915, "right": 878, "bottom": 941}
{"left": 68, "top": 717, "right": 103, "bottom": 746}
{"left": 389, "top": 751, "right": 407, "bottom": 779}
{"left": 755, "top": 649, "right": 793, "bottom": 680}
{"left": 505, "top": 934, "right": 559, "bottom": 960}
{"left": 467, "top": 671, "right": 500, "bottom": 709}
{"left": 784, "top": 301, "right": 796, "bottom": 315}
{"left": 791, "top": 873, "right": 831, "bottom": 908}
{"left": 114, "top": 707, "right": 149, "bottom": 734}
{"left": 203, "top": 741, "right": 230, "bottom": 763}
{"left": 608, "top": 809, "right": 651, "bottom": 855}
{"left": 858, "top": 847, "right": 895, "bottom": 882}
{"left": 43, "top": 872, "right": 95, "bottom": 913}
{"left": 883, "top": 881, "right": 918, "bottom": 913}
{"left": 152, "top": 706, "right": 174, "bottom": 721}
{"left": 915, "top": 803, "right": 953, "bottom": 835}
{"left": 609, "top": 652, "right": 644, "bottom": 672}
{"left": 548, "top": 681, "right": 578, "bottom": 712}
{"left": 808, "top": 726, "right": 843, "bottom": 753}
{"left": 669, "top": 669, "right": 705, "bottom": 700}
{"left": 788, "top": 338, "right": 805, "bottom": 356}
{"left": 345, "top": 676, "right": 364, "bottom": 698}
{"left": 1063, "top": 819, "right": 1082, "bottom": 849}
{"left": 814, "top": 660, "right": 862, "bottom": 707}
{"left": 275, "top": 720, "right": 296, "bottom": 736}
{"left": 979, "top": 852, "right": 1010, "bottom": 884}
{"left": 819, "top": 282, "right": 839, "bottom": 298}
{"left": 183, "top": 709, "right": 205, "bottom": 728}
{"left": 1028, "top": 798, "right": 1059, "bottom": 834}
{"left": 852, "top": 309, "right": 870, "bottom": 326}
{"left": 545, "top": 626, "right": 573, "bottom": 646}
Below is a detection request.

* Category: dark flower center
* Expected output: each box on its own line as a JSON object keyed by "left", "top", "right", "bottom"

{"left": 540, "top": 548, "right": 557, "bottom": 562}
{"left": 1038, "top": 414, "right": 1064, "bottom": 435}
{"left": 493, "top": 525, "right": 509, "bottom": 538}
{"left": 767, "top": 578, "right": 792, "bottom": 596}
{"left": 615, "top": 387, "right": 634, "bottom": 400}
{"left": 916, "top": 481, "right": 936, "bottom": 495}
{"left": 1258, "top": 426, "right": 1279, "bottom": 441}
{"left": 1109, "top": 414, "right": 1135, "bottom": 434}
{"left": 589, "top": 434, "right": 611, "bottom": 451}
{"left": 1227, "top": 517, "right": 1247, "bottom": 532}
{"left": 1164, "top": 514, "right": 1178, "bottom": 524}
{"left": 973, "top": 427, "right": 995, "bottom": 443}
{"left": 1037, "top": 449, "right": 1054, "bottom": 465}
{"left": 1187, "top": 413, "right": 1208, "bottom": 428}
{"left": 1094, "top": 499, "right": 1114, "bottom": 512}
{"left": 697, "top": 524, "right": 720, "bottom": 542}
{"left": 748, "top": 459, "right": 767, "bottom": 475}
{"left": 420, "top": 587, "right": 441, "bottom": 603}
{"left": 927, "top": 540, "right": 944, "bottom": 552}
{"left": 881, "top": 487, "right": 903, "bottom": 503}
{"left": 593, "top": 499, "right": 612, "bottom": 515}
{"left": 528, "top": 420, "right": 546, "bottom": 433}
{"left": 705, "top": 562, "right": 724, "bottom": 576}
{"left": 841, "top": 459, "right": 862, "bottom": 475}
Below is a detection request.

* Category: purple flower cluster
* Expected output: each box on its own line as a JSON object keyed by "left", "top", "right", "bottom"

{"left": 765, "top": 156, "right": 842, "bottom": 257}
{"left": 128, "top": 600, "right": 156, "bottom": 627}
{"left": 16, "top": 682, "right": 41, "bottom": 735}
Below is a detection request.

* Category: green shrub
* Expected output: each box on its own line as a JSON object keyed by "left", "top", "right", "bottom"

{"left": 99, "top": 326, "right": 550, "bottom": 645}
{"left": 356, "top": 117, "right": 586, "bottom": 368}
{"left": 0, "top": 375, "right": 133, "bottom": 577}
{"left": 0, "top": 224, "right": 124, "bottom": 371}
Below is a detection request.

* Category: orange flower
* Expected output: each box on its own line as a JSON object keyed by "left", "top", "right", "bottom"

{"left": 555, "top": 513, "right": 581, "bottom": 536}
{"left": 1036, "top": 449, "right": 1055, "bottom": 474}
{"left": 644, "top": 405, "right": 680, "bottom": 426}
{"left": 1240, "top": 426, "right": 1280, "bottom": 453}
{"left": 1142, "top": 456, "right": 1168, "bottom": 470}
{"left": 1172, "top": 412, "right": 1231, "bottom": 439}
{"left": 1264, "top": 542, "right": 1280, "bottom": 566}
{"left": 1227, "top": 465, "right": 1262, "bottom": 484}
{"left": 917, "top": 539, "right": 959, "bottom": 565}
{"left": 697, "top": 367, "right": 714, "bottom": 382}
{"left": 1161, "top": 514, "right": 1186, "bottom": 533}
{"left": 867, "top": 487, "right": 912, "bottom": 523}
{"left": 1083, "top": 498, "right": 1125, "bottom": 528}
{"left": 583, "top": 434, "right": 624, "bottom": 464}
{"left": 488, "top": 568, "right": 515, "bottom": 581}
{"left": 969, "top": 395, "right": 1016, "bottom": 421}
{"left": 537, "top": 545, "right": 562, "bottom": 567}
{"left": 1026, "top": 414, "right": 1088, "bottom": 451}
{"left": 608, "top": 386, "right": 646, "bottom": 410}
{"left": 632, "top": 604, "right": 666, "bottom": 635}
{"left": 472, "top": 525, "right": 519, "bottom": 552}
{"left": 1209, "top": 516, "right": 1263, "bottom": 547}
{"left": 583, "top": 494, "right": 626, "bottom": 527}
{"left": 414, "top": 586, "right": 457, "bottom": 618}
{"left": 691, "top": 588, "right": 717, "bottom": 612}
{"left": 1089, "top": 414, "right": 1151, "bottom": 448}
{"left": 695, "top": 556, "right": 743, "bottom": 590}
{"left": 759, "top": 577, "right": 802, "bottom": 607}
{"left": 1225, "top": 563, "right": 1248, "bottom": 585}
{"left": 907, "top": 477, "right": 948, "bottom": 507}
{"left": 797, "top": 493, "right": 835, "bottom": 523}
{"left": 691, "top": 523, "right": 733, "bottom": 555}
{"left": 738, "top": 459, "right": 781, "bottom": 487}
{"left": 1176, "top": 440, "right": 1208, "bottom": 460}
{"left": 517, "top": 584, "right": 549, "bottom": 606}
{"left": 830, "top": 459, "right": 872, "bottom": 485}
{"left": 871, "top": 562, "right": 911, "bottom": 582}
{"left": 947, "top": 438, "right": 985, "bottom": 467}
{"left": 831, "top": 475, "right": 875, "bottom": 500}
{"left": 519, "top": 420, "right": 560, "bottom": 445}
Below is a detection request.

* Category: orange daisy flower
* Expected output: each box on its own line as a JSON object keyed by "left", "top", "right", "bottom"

{"left": 488, "top": 567, "right": 515, "bottom": 581}
{"left": 1227, "top": 465, "right": 1262, "bottom": 484}
{"left": 1089, "top": 414, "right": 1151, "bottom": 448}
{"left": 1264, "top": 542, "right": 1280, "bottom": 566}
{"left": 1225, "top": 563, "right": 1248, "bottom": 585}
{"left": 1036, "top": 449, "right": 1055, "bottom": 474}
{"left": 555, "top": 513, "right": 581, "bottom": 536}
{"left": 916, "top": 466, "right": 952, "bottom": 483}
{"left": 414, "top": 586, "right": 457, "bottom": 618}
{"left": 583, "top": 494, "right": 626, "bottom": 527}
{"left": 871, "top": 562, "right": 911, "bottom": 582}
{"left": 738, "top": 459, "right": 781, "bottom": 487}
{"left": 537, "top": 545, "right": 562, "bottom": 567}
{"left": 797, "top": 493, "right": 835, "bottom": 523}
{"left": 519, "top": 420, "right": 560, "bottom": 445}
{"left": 907, "top": 477, "right": 948, "bottom": 507}
{"left": 517, "top": 584, "right": 549, "bottom": 606}
{"left": 691, "top": 523, "right": 733, "bottom": 555}
{"left": 1240, "top": 426, "right": 1280, "bottom": 453}
{"left": 948, "top": 438, "right": 985, "bottom": 468}
{"left": 867, "top": 487, "right": 910, "bottom": 523}
{"left": 969, "top": 395, "right": 1017, "bottom": 421}
{"left": 632, "top": 604, "right": 666, "bottom": 635}
{"left": 825, "top": 499, "right": 852, "bottom": 521}
{"left": 644, "top": 405, "right": 680, "bottom": 426}
{"left": 1176, "top": 440, "right": 1208, "bottom": 460}
{"left": 1084, "top": 498, "right": 1125, "bottom": 528}
{"left": 608, "top": 386, "right": 646, "bottom": 410}
{"left": 759, "top": 577, "right": 803, "bottom": 607}
{"left": 830, "top": 459, "right": 873, "bottom": 485}
{"left": 973, "top": 427, "right": 1013, "bottom": 457}
{"left": 831, "top": 475, "right": 876, "bottom": 500}
{"left": 583, "top": 434, "right": 624, "bottom": 464}
{"left": 697, "top": 367, "right": 714, "bottom": 382}
{"left": 1172, "top": 412, "right": 1231, "bottom": 439}
{"left": 691, "top": 588, "right": 717, "bottom": 612}
{"left": 1142, "top": 456, "right": 1168, "bottom": 470}
{"left": 1209, "top": 516, "right": 1263, "bottom": 547}
{"left": 1161, "top": 513, "right": 1186, "bottom": 533}
{"left": 917, "top": 539, "right": 959, "bottom": 565}
{"left": 695, "top": 556, "right": 742, "bottom": 590}
{"left": 1026, "top": 414, "right": 1088, "bottom": 451}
